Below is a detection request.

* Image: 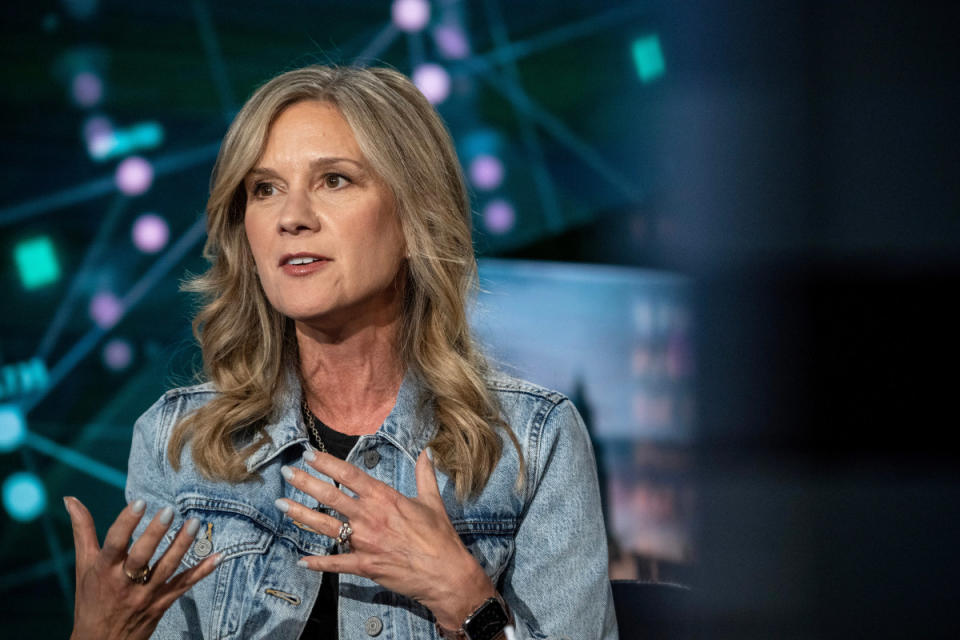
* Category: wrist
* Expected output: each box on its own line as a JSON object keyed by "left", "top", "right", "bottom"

{"left": 431, "top": 562, "right": 497, "bottom": 630}
{"left": 435, "top": 591, "right": 513, "bottom": 640}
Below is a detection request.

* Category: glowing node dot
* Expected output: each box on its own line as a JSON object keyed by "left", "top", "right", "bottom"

{"left": 3, "top": 472, "right": 47, "bottom": 522}
{"left": 469, "top": 155, "right": 504, "bottom": 191}
{"left": 90, "top": 291, "right": 123, "bottom": 329}
{"left": 115, "top": 156, "right": 154, "bottom": 196}
{"left": 132, "top": 213, "right": 169, "bottom": 253}
{"left": 413, "top": 63, "right": 451, "bottom": 105}
{"left": 83, "top": 115, "right": 114, "bottom": 156}
{"left": 433, "top": 24, "right": 469, "bottom": 59}
{"left": 71, "top": 71, "right": 103, "bottom": 107}
{"left": 103, "top": 338, "right": 133, "bottom": 371}
{"left": 0, "top": 406, "right": 27, "bottom": 453}
{"left": 392, "top": 0, "right": 430, "bottom": 32}
{"left": 483, "top": 199, "right": 515, "bottom": 234}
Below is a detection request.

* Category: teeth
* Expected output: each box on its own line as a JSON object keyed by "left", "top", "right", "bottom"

{"left": 288, "top": 257, "right": 319, "bottom": 265}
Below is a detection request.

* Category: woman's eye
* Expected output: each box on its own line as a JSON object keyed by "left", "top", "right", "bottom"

{"left": 253, "top": 183, "right": 275, "bottom": 197}
{"left": 323, "top": 174, "right": 349, "bottom": 189}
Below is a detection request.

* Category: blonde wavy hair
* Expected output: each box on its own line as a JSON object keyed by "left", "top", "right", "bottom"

{"left": 169, "top": 65, "right": 522, "bottom": 500}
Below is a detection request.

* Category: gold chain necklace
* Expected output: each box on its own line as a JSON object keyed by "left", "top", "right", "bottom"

{"left": 301, "top": 397, "right": 328, "bottom": 454}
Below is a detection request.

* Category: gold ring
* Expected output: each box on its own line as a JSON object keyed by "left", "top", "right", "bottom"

{"left": 123, "top": 563, "right": 152, "bottom": 585}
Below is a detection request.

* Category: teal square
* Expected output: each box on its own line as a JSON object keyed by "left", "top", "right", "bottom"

{"left": 14, "top": 236, "right": 60, "bottom": 289}
{"left": 632, "top": 35, "right": 666, "bottom": 83}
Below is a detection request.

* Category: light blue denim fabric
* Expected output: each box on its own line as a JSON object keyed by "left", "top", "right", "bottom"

{"left": 126, "top": 370, "right": 618, "bottom": 639}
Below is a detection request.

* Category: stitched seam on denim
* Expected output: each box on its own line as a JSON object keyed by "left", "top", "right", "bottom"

{"left": 175, "top": 496, "right": 281, "bottom": 532}
{"left": 451, "top": 518, "right": 517, "bottom": 534}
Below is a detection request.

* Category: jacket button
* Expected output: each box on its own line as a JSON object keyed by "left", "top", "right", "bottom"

{"left": 364, "top": 616, "right": 383, "bottom": 636}
{"left": 363, "top": 449, "right": 380, "bottom": 469}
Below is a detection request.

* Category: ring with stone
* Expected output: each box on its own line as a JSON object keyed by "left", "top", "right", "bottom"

{"left": 335, "top": 522, "right": 353, "bottom": 550}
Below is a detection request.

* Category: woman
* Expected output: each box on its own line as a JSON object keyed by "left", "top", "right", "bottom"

{"left": 65, "top": 65, "right": 618, "bottom": 640}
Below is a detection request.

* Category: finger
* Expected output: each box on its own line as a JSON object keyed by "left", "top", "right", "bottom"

{"left": 301, "top": 449, "right": 380, "bottom": 496}
{"left": 149, "top": 517, "right": 201, "bottom": 585}
{"left": 98, "top": 498, "right": 150, "bottom": 565}
{"left": 415, "top": 448, "right": 444, "bottom": 508}
{"left": 64, "top": 496, "right": 108, "bottom": 568}
{"left": 281, "top": 463, "right": 359, "bottom": 519}
{"left": 123, "top": 506, "right": 175, "bottom": 571}
{"left": 154, "top": 553, "right": 222, "bottom": 610}
{"left": 297, "top": 553, "right": 365, "bottom": 577}
{"left": 274, "top": 498, "right": 343, "bottom": 539}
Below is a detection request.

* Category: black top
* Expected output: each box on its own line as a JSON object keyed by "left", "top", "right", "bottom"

{"left": 300, "top": 409, "right": 360, "bottom": 639}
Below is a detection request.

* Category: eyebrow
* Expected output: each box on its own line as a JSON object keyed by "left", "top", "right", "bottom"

{"left": 246, "top": 157, "right": 367, "bottom": 182}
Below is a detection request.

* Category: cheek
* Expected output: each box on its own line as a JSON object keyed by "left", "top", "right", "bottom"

{"left": 244, "top": 216, "right": 269, "bottom": 267}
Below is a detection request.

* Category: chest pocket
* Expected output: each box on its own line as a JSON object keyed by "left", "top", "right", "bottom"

{"left": 452, "top": 518, "right": 517, "bottom": 583}
{"left": 163, "top": 496, "right": 277, "bottom": 570}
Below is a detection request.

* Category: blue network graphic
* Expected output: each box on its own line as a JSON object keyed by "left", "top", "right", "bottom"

{"left": 1, "top": 0, "right": 668, "bottom": 620}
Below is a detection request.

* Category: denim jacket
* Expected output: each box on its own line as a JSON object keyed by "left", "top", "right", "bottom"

{"left": 126, "top": 370, "right": 618, "bottom": 639}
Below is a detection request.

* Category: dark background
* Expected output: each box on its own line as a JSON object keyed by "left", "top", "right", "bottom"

{"left": 1, "top": 0, "right": 958, "bottom": 637}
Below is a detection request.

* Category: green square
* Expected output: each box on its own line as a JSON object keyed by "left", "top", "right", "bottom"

{"left": 14, "top": 236, "right": 60, "bottom": 289}
{"left": 632, "top": 35, "right": 666, "bottom": 83}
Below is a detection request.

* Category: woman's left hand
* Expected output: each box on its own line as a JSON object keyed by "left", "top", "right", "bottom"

{"left": 275, "top": 449, "right": 496, "bottom": 629}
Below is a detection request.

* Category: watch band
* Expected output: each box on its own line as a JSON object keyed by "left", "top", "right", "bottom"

{"left": 435, "top": 592, "right": 512, "bottom": 640}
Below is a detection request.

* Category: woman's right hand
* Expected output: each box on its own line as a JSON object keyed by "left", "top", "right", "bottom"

{"left": 64, "top": 496, "right": 221, "bottom": 640}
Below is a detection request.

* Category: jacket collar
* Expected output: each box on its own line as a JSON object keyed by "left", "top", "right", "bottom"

{"left": 244, "top": 367, "right": 434, "bottom": 472}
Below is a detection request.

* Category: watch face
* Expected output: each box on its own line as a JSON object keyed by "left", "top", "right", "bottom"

{"left": 464, "top": 598, "right": 510, "bottom": 640}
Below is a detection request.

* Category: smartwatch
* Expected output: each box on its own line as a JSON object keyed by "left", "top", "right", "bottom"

{"left": 436, "top": 592, "right": 513, "bottom": 640}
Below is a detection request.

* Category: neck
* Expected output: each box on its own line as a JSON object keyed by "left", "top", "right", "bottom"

{"left": 296, "top": 314, "right": 405, "bottom": 436}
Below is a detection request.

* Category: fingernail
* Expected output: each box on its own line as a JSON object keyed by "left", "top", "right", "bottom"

{"left": 281, "top": 465, "right": 295, "bottom": 481}
{"left": 213, "top": 553, "right": 224, "bottom": 566}
{"left": 302, "top": 448, "right": 316, "bottom": 462}
{"left": 185, "top": 518, "right": 201, "bottom": 537}
{"left": 62, "top": 496, "right": 73, "bottom": 514}
{"left": 274, "top": 498, "right": 289, "bottom": 513}
{"left": 426, "top": 447, "right": 435, "bottom": 463}
{"left": 131, "top": 499, "right": 146, "bottom": 514}
{"left": 297, "top": 559, "right": 308, "bottom": 568}
{"left": 157, "top": 506, "right": 174, "bottom": 525}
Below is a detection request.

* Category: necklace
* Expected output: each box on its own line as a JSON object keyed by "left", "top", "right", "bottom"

{"left": 301, "top": 397, "right": 328, "bottom": 454}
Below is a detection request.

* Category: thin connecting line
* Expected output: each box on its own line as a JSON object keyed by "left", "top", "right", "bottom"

{"left": 22, "top": 216, "right": 206, "bottom": 414}
{"left": 352, "top": 22, "right": 399, "bottom": 66}
{"left": 0, "top": 142, "right": 219, "bottom": 227}
{"left": 24, "top": 432, "right": 127, "bottom": 489}
{"left": 35, "top": 195, "right": 130, "bottom": 361}
{"left": 482, "top": 0, "right": 563, "bottom": 232}
{"left": 475, "top": 61, "right": 644, "bottom": 202}
{"left": 407, "top": 30, "right": 426, "bottom": 69}
{"left": 0, "top": 550, "right": 75, "bottom": 594}
{"left": 471, "top": 4, "right": 647, "bottom": 70}
{"left": 19, "top": 448, "right": 73, "bottom": 612}
{"left": 191, "top": 0, "right": 236, "bottom": 121}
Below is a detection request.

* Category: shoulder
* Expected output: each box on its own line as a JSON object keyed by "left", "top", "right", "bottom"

{"left": 133, "top": 381, "right": 220, "bottom": 447}
{"left": 482, "top": 369, "right": 586, "bottom": 451}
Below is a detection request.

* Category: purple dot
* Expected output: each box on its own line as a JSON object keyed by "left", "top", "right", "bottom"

{"left": 469, "top": 155, "right": 504, "bottom": 191}
{"left": 71, "top": 72, "right": 102, "bottom": 107}
{"left": 412, "top": 63, "right": 451, "bottom": 105}
{"left": 83, "top": 116, "right": 114, "bottom": 158}
{"left": 483, "top": 199, "right": 515, "bottom": 234}
{"left": 392, "top": 0, "right": 430, "bottom": 32}
{"left": 89, "top": 291, "right": 123, "bottom": 329}
{"left": 115, "top": 156, "right": 154, "bottom": 196}
{"left": 433, "top": 24, "right": 470, "bottom": 59}
{"left": 102, "top": 338, "right": 133, "bottom": 371}
{"left": 132, "top": 213, "right": 169, "bottom": 254}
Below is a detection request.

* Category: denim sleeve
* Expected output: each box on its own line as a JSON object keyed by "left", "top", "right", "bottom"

{"left": 502, "top": 399, "right": 619, "bottom": 640}
{"left": 125, "top": 394, "right": 202, "bottom": 640}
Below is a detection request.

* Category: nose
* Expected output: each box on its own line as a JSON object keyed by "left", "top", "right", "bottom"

{"left": 277, "top": 188, "right": 319, "bottom": 235}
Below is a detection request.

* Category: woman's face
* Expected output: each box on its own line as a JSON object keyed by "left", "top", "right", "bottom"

{"left": 243, "top": 100, "right": 406, "bottom": 331}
